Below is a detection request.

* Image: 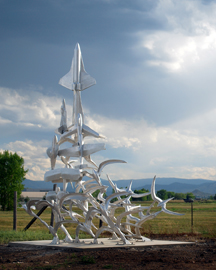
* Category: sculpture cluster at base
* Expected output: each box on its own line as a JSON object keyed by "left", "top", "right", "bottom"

{"left": 24, "top": 43, "right": 183, "bottom": 245}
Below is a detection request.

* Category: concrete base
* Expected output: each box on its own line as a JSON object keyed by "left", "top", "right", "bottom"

{"left": 9, "top": 238, "right": 195, "bottom": 251}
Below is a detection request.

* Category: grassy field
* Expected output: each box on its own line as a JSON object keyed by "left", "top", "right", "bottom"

{"left": 0, "top": 200, "right": 215, "bottom": 244}
{"left": 139, "top": 200, "right": 216, "bottom": 237}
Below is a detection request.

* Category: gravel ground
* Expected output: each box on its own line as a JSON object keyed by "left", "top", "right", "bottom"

{"left": 0, "top": 235, "right": 216, "bottom": 269}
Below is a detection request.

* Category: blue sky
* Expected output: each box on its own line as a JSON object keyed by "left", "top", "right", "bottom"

{"left": 1, "top": 0, "right": 216, "bottom": 181}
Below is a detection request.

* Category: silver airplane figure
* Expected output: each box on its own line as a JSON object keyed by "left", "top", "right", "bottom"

{"left": 58, "top": 43, "right": 105, "bottom": 165}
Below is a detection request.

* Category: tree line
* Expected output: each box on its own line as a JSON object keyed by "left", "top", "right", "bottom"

{"left": 132, "top": 188, "right": 195, "bottom": 201}
{"left": 132, "top": 188, "right": 216, "bottom": 201}
{"left": 209, "top": 194, "right": 216, "bottom": 200}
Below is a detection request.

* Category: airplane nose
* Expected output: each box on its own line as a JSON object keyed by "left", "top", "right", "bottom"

{"left": 75, "top": 43, "right": 80, "bottom": 51}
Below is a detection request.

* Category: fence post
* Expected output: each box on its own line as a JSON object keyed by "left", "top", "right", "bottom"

{"left": 191, "top": 202, "right": 193, "bottom": 233}
{"left": 13, "top": 191, "right": 17, "bottom": 231}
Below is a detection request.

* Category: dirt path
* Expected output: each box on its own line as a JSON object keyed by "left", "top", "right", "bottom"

{"left": 0, "top": 236, "right": 216, "bottom": 269}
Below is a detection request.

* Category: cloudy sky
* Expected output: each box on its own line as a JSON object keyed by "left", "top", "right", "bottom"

{"left": 1, "top": 0, "right": 216, "bottom": 181}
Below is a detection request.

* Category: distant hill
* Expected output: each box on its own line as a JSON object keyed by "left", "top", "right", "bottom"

{"left": 136, "top": 181, "right": 216, "bottom": 196}
{"left": 23, "top": 179, "right": 54, "bottom": 191}
{"left": 102, "top": 178, "right": 215, "bottom": 196}
{"left": 22, "top": 177, "right": 216, "bottom": 197}
{"left": 192, "top": 189, "right": 212, "bottom": 199}
{"left": 194, "top": 181, "right": 216, "bottom": 194}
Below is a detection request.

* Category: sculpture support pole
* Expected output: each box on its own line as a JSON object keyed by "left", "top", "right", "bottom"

{"left": 13, "top": 191, "right": 17, "bottom": 231}
{"left": 23, "top": 206, "right": 48, "bottom": 231}
{"left": 50, "top": 184, "right": 57, "bottom": 227}
{"left": 99, "top": 214, "right": 103, "bottom": 228}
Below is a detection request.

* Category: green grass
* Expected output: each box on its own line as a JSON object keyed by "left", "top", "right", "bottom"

{"left": 138, "top": 200, "right": 216, "bottom": 237}
{"left": 0, "top": 200, "right": 216, "bottom": 244}
{"left": 0, "top": 230, "right": 53, "bottom": 244}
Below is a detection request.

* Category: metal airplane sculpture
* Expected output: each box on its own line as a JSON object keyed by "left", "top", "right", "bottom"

{"left": 24, "top": 43, "right": 184, "bottom": 246}
{"left": 58, "top": 43, "right": 105, "bottom": 165}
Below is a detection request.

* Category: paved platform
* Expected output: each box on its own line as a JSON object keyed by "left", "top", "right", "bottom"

{"left": 9, "top": 238, "right": 195, "bottom": 251}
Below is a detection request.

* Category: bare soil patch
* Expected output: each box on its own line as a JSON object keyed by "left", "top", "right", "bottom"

{"left": 0, "top": 235, "right": 216, "bottom": 269}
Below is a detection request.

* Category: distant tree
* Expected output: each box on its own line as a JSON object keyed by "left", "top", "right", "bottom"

{"left": 18, "top": 195, "right": 30, "bottom": 204}
{"left": 92, "top": 189, "right": 100, "bottom": 199}
{"left": 118, "top": 187, "right": 128, "bottom": 200}
{"left": 214, "top": 194, "right": 216, "bottom": 200}
{"left": 132, "top": 188, "right": 152, "bottom": 201}
{"left": 186, "top": 192, "right": 195, "bottom": 200}
{"left": 111, "top": 188, "right": 118, "bottom": 203}
{"left": 167, "top": 191, "right": 175, "bottom": 199}
{"left": 18, "top": 195, "right": 25, "bottom": 203}
{"left": 156, "top": 189, "right": 168, "bottom": 200}
{"left": 92, "top": 189, "right": 107, "bottom": 200}
{"left": 0, "top": 151, "right": 28, "bottom": 211}
{"left": 110, "top": 186, "right": 129, "bottom": 203}
{"left": 24, "top": 196, "right": 30, "bottom": 203}
{"left": 174, "top": 193, "right": 186, "bottom": 200}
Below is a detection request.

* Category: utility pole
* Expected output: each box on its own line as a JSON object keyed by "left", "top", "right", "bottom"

{"left": 184, "top": 197, "right": 194, "bottom": 234}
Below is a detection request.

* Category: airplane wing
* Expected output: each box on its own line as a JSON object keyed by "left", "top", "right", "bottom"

{"left": 82, "top": 124, "right": 101, "bottom": 138}
{"left": 59, "top": 57, "right": 74, "bottom": 90}
{"left": 80, "top": 57, "right": 96, "bottom": 90}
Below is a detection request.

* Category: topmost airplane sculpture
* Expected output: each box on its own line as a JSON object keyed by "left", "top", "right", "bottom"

{"left": 45, "top": 43, "right": 107, "bottom": 184}
{"left": 24, "top": 43, "right": 184, "bottom": 246}
{"left": 59, "top": 43, "right": 96, "bottom": 91}
{"left": 58, "top": 43, "right": 105, "bottom": 166}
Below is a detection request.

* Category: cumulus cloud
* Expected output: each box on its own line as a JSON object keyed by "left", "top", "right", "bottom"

{"left": 1, "top": 96, "right": 216, "bottom": 181}
{"left": 134, "top": 0, "right": 216, "bottom": 72}
{"left": 1, "top": 138, "right": 66, "bottom": 180}
{"left": 0, "top": 140, "right": 48, "bottom": 180}
{"left": 0, "top": 86, "right": 72, "bottom": 181}
{"left": 85, "top": 111, "right": 216, "bottom": 180}
{"left": 0, "top": 87, "right": 66, "bottom": 130}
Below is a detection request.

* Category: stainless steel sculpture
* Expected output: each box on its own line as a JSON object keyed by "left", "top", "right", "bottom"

{"left": 24, "top": 43, "right": 183, "bottom": 245}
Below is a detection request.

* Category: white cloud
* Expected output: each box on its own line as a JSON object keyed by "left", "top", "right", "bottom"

{"left": 134, "top": 0, "right": 216, "bottom": 72}
{"left": 1, "top": 140, "right": 50, "bottom": 180}
{"left": 1, "top": 94, "right": 216, "bottom": 181}
{"left": 0, "top": 87, "right": 66, "bottom": 130}
{"left": 85, "top": 111, "right": 216, "bottom": 180}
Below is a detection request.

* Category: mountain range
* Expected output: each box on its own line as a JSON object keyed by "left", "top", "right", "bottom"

{"left": 23, "top": 177, "right": 216, "bottom": 198}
